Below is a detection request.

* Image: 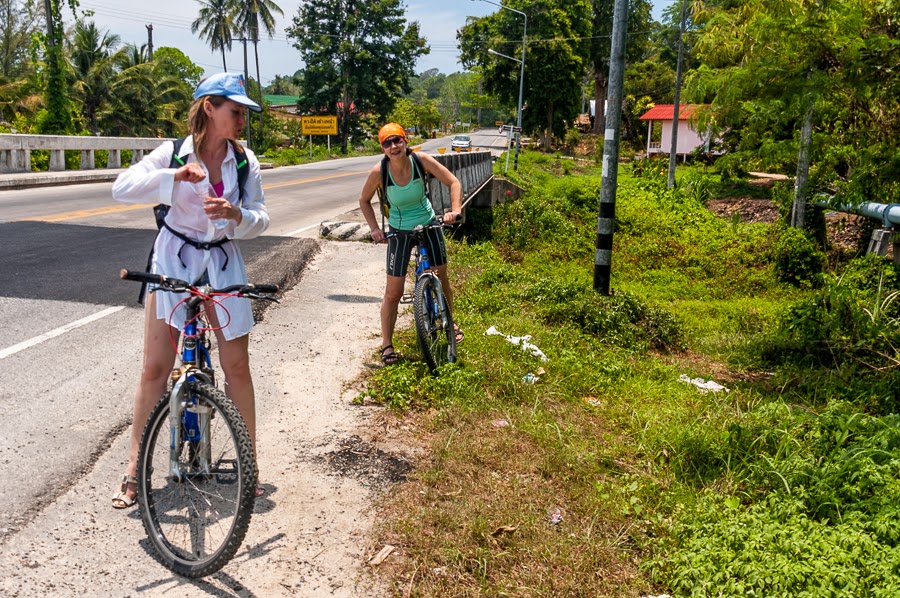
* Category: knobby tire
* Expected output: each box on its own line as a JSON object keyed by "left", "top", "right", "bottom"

{"left": 136, "top": 381, "right": 256, "bottom": 578}
{"left": 413, "top": 274, "right": 456, "bottom": 372}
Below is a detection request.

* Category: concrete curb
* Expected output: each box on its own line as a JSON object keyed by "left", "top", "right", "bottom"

{"left": 319, "top": 221, "right": 372, "bottom": 242}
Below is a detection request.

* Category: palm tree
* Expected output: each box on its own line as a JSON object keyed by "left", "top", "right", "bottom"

{"left": 102, "top": 44, "right": 190, "bottom": 137}
{"left": 191, "top": 0, "right": 235, "bottom": 71}
{"left": 233, "top": 0, "right": 283, "bottom": 125}
{"left": 70, "top": 21, "right": 120, "bottom": 134}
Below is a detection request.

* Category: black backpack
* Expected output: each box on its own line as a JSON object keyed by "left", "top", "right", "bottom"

{"left": 137, "top": 137, "right": 250, "bottom": 304}
{"left": 376, "top": 150, "right": 431, "bottom": 227}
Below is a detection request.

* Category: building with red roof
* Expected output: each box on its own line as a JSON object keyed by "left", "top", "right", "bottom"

{"left": 639, "top": 104, "right": 715, "bottom": 157}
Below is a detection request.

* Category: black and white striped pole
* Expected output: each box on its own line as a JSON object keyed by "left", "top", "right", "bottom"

{"left": 593, "top": 0, "right": 629, "bottom": 295}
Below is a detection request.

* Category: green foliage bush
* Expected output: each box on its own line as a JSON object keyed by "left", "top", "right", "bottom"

{"left": 773, "top": 226, "right": 825, "bottom": 287}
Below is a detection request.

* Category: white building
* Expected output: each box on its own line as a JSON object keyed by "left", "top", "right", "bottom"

{"left": 639, "top": 104, "right": 713, "bottom": 157}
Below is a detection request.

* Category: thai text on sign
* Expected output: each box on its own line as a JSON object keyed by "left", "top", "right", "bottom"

{"left": 301, "top": 116, "right": 338, "bottom": 135}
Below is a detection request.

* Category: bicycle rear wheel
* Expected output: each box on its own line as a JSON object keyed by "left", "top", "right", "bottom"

{"left": 137, "top": 381, "right": 256, "bottom": 578}
{"left": 413, "top": 274, "right": 457, "bottom": 372}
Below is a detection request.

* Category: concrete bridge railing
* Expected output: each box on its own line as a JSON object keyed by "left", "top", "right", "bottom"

{"left": 0, "top": 134, "right": 175, "bottom": 173}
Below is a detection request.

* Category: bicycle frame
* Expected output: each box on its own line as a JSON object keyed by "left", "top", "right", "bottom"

{"left": 167, "top": 290, "right": 216, "bottom": 483}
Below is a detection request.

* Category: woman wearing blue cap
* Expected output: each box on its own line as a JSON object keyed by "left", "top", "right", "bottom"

{"left": 111, "top": 73, "right": 269, "bottom": 508}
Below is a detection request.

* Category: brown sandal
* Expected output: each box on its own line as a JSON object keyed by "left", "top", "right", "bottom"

{"left": 380, "top": 344, "right": 399, "bottom": 366}
{"left": 112, "top": 474, "right": 137, "bottom": 509}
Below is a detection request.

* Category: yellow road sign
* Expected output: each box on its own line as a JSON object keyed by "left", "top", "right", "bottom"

{"left": 301, "top": 116, "right": 338, "bottom": 135}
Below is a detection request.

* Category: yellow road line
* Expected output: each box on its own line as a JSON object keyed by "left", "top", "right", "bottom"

{"left": 33, "top": 203, "right": 155, "bottom": 222}
{"left": 24, "top": 169, "right": 370, "bottom": 223}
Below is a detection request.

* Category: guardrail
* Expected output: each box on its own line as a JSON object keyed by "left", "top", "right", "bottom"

{"left": 0, "top": 134, "right": 177, "bottom": 173}
{"left": 428, "top": 150, "right": 494, "bottom": 213}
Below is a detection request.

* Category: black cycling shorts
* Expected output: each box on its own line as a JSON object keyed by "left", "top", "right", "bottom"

{"left": 386, "top": 224, "right": 447, "bottom": 277}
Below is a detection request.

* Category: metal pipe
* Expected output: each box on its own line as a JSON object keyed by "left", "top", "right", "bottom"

{"left": 817, "top": 198, "right": 900, "bottom": 227}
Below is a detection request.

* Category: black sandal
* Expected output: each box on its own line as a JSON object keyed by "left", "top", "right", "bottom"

{"left": 453, "top": 324, "right": 465, "bottom": 344}
{"left": 380, "top": 344, "right": 399, "bottom": 365}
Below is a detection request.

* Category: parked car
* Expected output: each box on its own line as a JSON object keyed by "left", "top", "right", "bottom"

{"left": 451, "top": 135, "right": 471, "bottom": 151}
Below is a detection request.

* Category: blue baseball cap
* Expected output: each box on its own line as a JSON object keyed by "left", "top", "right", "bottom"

{"left": 193, "top": 72, "right": 262, "bottom": 112}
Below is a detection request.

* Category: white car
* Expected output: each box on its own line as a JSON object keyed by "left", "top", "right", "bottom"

{"left": 451, "top": 135, "right": 471, "bottom": 151}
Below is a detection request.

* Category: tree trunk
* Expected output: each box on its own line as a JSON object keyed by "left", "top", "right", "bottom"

{"left": 254, "top": 39, "right": 263, "bottom": 145}
{"left": 593, "top": 72, "right": 607, "bottom": 134}
{"left": 544, "top": 101, "right": 554, "bottom": 150}
{"left": 221, "top": 48, "right": 227, "bottom": 71}
{"left": 792, "top": 101, "right": 815, "bottom": 229}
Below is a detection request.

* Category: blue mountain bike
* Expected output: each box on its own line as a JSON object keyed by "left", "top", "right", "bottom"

{"left": 386, "top": 222, "right": 457, "bottom": 372}
{"left": 120, "top": 269, "right": 278, "bottom": 578}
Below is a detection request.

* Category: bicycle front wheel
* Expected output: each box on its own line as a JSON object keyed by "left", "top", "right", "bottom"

{"left": 413, "top": 274, "right": 457, "bottom": 372}
{"left": 136, "top": 381, "right": 257, "bottom": 578}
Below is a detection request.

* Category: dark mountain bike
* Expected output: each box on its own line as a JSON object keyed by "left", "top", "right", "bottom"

{"left": 385, "top": 222, "right": 457, "bottom": 372}
{"left": 120, "top": 269, "right": 278, "bottom": 578}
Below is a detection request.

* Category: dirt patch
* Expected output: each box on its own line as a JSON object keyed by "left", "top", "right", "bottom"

{"left": 706, "top": 196, "right": 869, "bottom": 254}
{"left": 707, "top": 197, "right": 780, "bottom": 224}
{"left": 322, "top": 435, "right": 413, "bottom": 489}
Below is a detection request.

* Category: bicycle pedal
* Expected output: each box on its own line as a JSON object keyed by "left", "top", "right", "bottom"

{"left": 400, "top": 294, "right": 413, "bottom": 304}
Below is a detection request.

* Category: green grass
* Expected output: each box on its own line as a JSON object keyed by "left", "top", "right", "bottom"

{"left": 361, "top": 150, "right": 900, "bottom": 596}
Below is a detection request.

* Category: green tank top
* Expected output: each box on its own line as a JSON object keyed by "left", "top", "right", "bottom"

{"left": 385, "top": 156, "right": 435, "bottom": 230}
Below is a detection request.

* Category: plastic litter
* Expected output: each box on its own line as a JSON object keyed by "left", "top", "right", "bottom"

{"left": 485, "top": 326, "right": 549, "bottom": 362}
{"left": 678, "top": 374, "right": 729, "bottom": 394}
{"left": 548, "top": 506, "right": 563, "bottom": 525}
{"left": 491, "top": 419, "right": 510, "bottom": 428}
{"left": 522, "top": 373, "right": 539, "bottom": 384}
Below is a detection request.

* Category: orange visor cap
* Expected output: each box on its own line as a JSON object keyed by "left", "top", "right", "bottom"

{"left": 378, "top": 123, "right": 407, "bottom": 144}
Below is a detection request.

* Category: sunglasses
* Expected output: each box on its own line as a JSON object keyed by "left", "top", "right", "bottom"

{"left": 381, "top": 136, "right": 405, "bottom": 148}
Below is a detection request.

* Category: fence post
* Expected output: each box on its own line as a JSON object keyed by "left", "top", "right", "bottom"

{"left": 80, "top": 149, "right": 95, "bottom": 170}
{"left": 107, "top": 149, "right": 121, "bottom": 168}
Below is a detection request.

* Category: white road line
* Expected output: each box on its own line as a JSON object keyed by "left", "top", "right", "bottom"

{"left": 0, "top": 306, "right": 125, "bottom": 360}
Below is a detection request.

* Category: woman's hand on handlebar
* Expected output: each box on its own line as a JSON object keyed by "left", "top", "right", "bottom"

{"left": 174, "top": 162, "right": 206, "bottom": 183}
{"left": 443, "top": 211, "right": 460, "bottom": 225}
{"left": 370, "top": 228, "right": 385, "bottom": 243}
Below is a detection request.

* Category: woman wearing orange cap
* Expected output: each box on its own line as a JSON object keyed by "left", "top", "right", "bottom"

{"left": 358, "top": 123, "right": 464, "bottom": 365}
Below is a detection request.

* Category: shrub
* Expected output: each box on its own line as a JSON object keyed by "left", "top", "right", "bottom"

{"left": 773, "top": 226, "right": 825, "bottom": 288}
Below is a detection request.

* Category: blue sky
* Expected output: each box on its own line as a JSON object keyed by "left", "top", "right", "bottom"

{"left": 75, "top": 0, "right": 673, "bottom": 86}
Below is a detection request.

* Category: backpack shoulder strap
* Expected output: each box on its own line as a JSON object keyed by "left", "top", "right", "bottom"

{"left": 232, "top": 141, "right": 249, "bottom": 204}
{"left": 410, "top": 151, "right": 430, "bottom": 199}
{"left": 169, "top": 136, "right": 187, "bottom": 169}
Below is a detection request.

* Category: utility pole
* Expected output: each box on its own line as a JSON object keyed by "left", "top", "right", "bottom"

{"left": 237, "top": 37, "right": 252, "bottom": 149}
{"left": 593, "top": 0, "right": 629, "bottom": 295}
{"left": 146, "top": 24, "right": 154, "bottom": 59}
{"left": 667, "top": 0, "right": 689, "bottom": 189}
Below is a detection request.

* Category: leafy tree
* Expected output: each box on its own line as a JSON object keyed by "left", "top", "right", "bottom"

{"left": 102, "top": 43, "right": 190, "bottom": 137}
{"left": 689, "top": 0, "right": 900, "bottom": 226}
{"left": 70, "top": 20, "right": 119, "bottom": 134}
{"left": 153, "top": 47, "right": 204, "bottom": 88}
{"left": 458, "top": 0, "right": 591, "bottom": 149}
{"left": 266, "top": 73, "right": 299, "bottom": 96}
{"left": 286, "top": 0, "right": 428, "bottom": 153}
{"left": 191, "top": 0, "right": 235, "bottom": 71}
{"left": 39, "top": 0, "right": 78, "bottom": 134}
{"left": 588, "top": 0, "right": 652, "bottom": 133}
{"left": 0, "top": 0, "right": 40, "bottom": 81}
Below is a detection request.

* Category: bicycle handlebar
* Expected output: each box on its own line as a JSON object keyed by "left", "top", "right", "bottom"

{"left": 120, "top": 269, "right": 279, "bottom": 299}
{"left": 381, "top": 221, "right": 455, "bottom": 242}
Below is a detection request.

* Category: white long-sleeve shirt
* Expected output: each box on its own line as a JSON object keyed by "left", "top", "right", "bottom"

{"left": 112, "top": 136, "right": 269, "bottom": 340}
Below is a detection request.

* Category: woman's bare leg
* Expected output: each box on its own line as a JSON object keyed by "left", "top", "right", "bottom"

{"left": 115, "top": 294, "right": 178, "bottom": 506}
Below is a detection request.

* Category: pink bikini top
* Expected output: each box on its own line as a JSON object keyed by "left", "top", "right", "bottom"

{"left": 211, "top": 180, "right": 225, "bottom": 197}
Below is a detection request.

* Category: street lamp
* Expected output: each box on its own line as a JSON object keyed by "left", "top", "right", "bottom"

{"left": 472, "top": 0, "right": 526, "bottom": 170}
{"left": 487, "top": 48, "right": 521, "bottom": 172}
